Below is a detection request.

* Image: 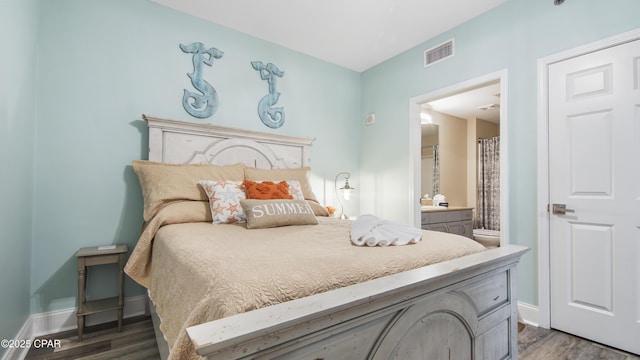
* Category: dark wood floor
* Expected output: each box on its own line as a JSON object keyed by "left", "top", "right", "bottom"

{"left": 519, "top": 325, "right": 639, "bottom": 360}
{"left": 25, "top": 316, "right": 639, "bottom": 360}
{"left": 24, "top": 316, "right": 159, "bottom": 360}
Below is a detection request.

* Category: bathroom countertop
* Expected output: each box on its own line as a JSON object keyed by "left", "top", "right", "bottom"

{"left": 420, "top": 206, "right": 474, "bottom": 213}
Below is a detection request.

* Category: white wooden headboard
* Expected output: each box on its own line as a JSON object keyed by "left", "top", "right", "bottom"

{"left": 143, "top": 115, "right": 314, "bottom": 169}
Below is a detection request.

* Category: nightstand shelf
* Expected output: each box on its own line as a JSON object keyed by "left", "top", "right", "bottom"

{"left": 76, "top": 245, "right": 127, "bottom": 341}
{"left": 82, "top": 297, "right": 120, "bottom": 314}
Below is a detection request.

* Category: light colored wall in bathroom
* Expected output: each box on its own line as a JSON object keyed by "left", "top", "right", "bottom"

{"left": 476, "top": 119, "right": 500, "bottom": 139}
{"left": 466, "top": 119, "right": 478, "bottom": 211}
{"left": 432, "top": 111, "right": 467, "bottom": 207}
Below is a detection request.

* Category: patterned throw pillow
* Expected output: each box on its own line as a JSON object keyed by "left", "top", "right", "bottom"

{"left": 242, "top": 180, "right": 293, "bottom": 200}
{"left": 199, "top": 180, "right": 246, "bottom": 224}
{"left": 240, "top": 199, "right": 318, "bottom": 229}
{"left": 285, "top": 180, "right": 304, "bottom": 200}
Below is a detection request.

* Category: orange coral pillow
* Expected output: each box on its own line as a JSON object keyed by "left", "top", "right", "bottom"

{"left": 242, "top": 180, "right": 293, "bottom": 200}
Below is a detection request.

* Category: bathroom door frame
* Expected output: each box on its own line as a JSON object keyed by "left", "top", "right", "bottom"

{"left": 408, "top": 69, "right": 510, "bottom": 245}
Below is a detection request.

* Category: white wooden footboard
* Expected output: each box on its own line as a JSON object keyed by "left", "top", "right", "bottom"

{"left": 187, "top": 245, "right": 528, "bottom": 360}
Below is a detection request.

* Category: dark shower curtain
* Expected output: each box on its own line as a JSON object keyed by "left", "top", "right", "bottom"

{"left": 477, "top": 136, "right": 500, "bottom": 230}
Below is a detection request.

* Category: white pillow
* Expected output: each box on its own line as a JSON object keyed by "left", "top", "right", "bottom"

{"left": 199, "top": 180, "right": 246, "bottom": 224}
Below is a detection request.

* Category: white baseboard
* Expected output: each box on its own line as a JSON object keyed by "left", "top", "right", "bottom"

{"left": 2, "top": 296, "right": 148, "bottom": 360}
{"left": 2, "top": 315, "right": 33, "bottom": 360}
{"left": 518, "top": 300, "right": 543, "bottom": 328}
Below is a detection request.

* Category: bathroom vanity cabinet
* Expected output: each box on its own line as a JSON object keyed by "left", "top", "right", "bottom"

{"left": 421, "top": 207, "right": 473, "bottom": 239}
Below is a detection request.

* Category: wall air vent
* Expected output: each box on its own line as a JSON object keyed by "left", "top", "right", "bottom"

{"left": 424, "top": 39, "right": 454, "bottom": 67}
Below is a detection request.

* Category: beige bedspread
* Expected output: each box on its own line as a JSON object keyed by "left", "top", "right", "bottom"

{"left": 124, "top": 201, "right": 486, "bottom": 360}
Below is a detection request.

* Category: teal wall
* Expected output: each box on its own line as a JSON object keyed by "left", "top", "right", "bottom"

{"left": 0, "top": 0, "right": 38, "bottom": 354}
{"left": 3, "top": 0, "right": 639, "bottom": 342}
{"left": 30, "top": 0, "right": 361, "bottom": 314}
{"left": 360, "top": 0, "right": 640, "bottom": 305}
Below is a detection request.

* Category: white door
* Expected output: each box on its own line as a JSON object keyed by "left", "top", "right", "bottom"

{"left": 548, "top": 39, "right": 640, "bottom": 355}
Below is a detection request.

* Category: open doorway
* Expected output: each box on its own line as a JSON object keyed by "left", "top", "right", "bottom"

{"left": 409, "top": 70, "right": 509, "bottom": 246}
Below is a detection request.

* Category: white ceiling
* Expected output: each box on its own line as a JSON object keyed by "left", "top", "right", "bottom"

{"left": 421, "top": 81, "right": 501, "bottom": 136}
{"left": 425, "top": 81, "right": 501, "bottom": 123}
{"left": 150, "top": 0, "right": 508, "bottom": 72}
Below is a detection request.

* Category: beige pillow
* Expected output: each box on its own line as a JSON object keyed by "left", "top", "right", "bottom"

{"left": 240, "top": 199, "right": 318, "bottom": 229}
{"left": 307, "top": 201, "right": 330, "bottom": 217}
{"left": 244, "top": 167, "right": 318, "bottom": 202}
{"left": 132, "top": 160, "right": 245, "bottom": 222}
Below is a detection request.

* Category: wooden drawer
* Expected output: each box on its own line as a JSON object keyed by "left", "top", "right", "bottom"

{"left": 423, "top": 223, "right": 448, "bottom": 232}
{"left": 457, "top": 270, "right": 509, "bottom": 316}
{"left": 426, "top": 211, "right": 449, "bottom": 223}
{"left": 420, "top": 212, "right": 430, "bottom": 225}
{"left": 422, "top": 209, "right": 472, "bottom": 224}
{"left": 476, "top": 318, "right": 511, "bottom": 360}
{"left": 421, "top": 209, "right": 473, "bottom": 238}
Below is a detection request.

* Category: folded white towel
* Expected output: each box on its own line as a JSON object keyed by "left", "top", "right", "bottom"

{"left": 350, "top": 214, "right": 379, "bottom": 246}
{"left": 350, "top": 214, "right": 422, "bottom": 247}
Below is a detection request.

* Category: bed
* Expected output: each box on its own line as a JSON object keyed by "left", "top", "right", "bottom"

{"left": 125, "top": 115, "right": 529, "bottom": 360}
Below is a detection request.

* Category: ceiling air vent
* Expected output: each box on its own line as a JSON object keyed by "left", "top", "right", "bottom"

{"left": 424, "top": 39, "right": 454, "bottom": 67}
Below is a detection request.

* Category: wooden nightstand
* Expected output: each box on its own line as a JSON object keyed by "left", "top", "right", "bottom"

{"left": 76, "top": 244, "right": 127, "bottom": 341}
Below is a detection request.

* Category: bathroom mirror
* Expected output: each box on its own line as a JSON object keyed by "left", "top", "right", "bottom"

{"left": 420, "top": 123, "right": 439, "bottom": 200}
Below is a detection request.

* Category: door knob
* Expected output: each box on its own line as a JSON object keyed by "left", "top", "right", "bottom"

{"left": 552, "top": 203, "right": 575, "bottom": 215}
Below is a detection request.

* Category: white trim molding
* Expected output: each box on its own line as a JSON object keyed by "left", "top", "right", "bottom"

{"left": 2, "top": 296, "right": 147, "bottom": 360}
{"left": 408, "top": 69, "right": 509, "bottom": 245}
{"left": 536, "top": 28, "right": 640, "bottom": 330}
{"left": 517, "top": 301, "right": 541, "bottom": 328}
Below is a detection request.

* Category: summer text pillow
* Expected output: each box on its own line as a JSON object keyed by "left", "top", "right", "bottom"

{"left": 242, "top": 180, "right": 293, "bottom": 200}
{"left": 285, "top": 179, "right": 330, "bottom": 216}
{"left": 199, "top": 180, "right": 246, "bottom": 224}
{"left": 244, "top": 169, "right": 330, "bottom": 217}
{"left": 240, "top": 199, "right": 318, "bottom": 229}
{"left": 132, "top": 160, "right": 245, "bottom": 222}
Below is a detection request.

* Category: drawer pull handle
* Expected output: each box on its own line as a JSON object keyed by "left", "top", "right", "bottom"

{"left": 493, "top": 296, "right": 500, "bottom": 301}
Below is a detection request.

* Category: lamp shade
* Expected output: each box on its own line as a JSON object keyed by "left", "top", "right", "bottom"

{"left": 334, "top": 172, "right": 355, "bottom": 219}
{"left": 339, "top": 178, "right": 354, "bottom": 200}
